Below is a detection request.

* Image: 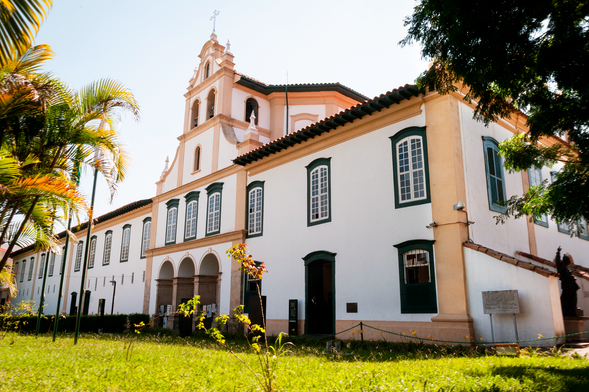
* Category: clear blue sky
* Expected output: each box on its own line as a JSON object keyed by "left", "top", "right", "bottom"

{"left": 34, "top": 0, "right": 427, "bottom": 219}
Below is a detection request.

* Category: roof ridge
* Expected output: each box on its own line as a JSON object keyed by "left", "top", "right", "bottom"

{"left": 233, "top": 84, "right": 421, "bottom": 166}
{"left": 463, "top": 242, "right": 558, "bottom": 278}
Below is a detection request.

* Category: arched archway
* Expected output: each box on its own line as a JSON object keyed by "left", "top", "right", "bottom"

{"left": 156, "top": 260, "right": 174, "bottom": 323}
{"left": 175, "top": 257, "right": 196, "bottom": 335}
{"left": 196, "top": 253, "right": 220, "bottom": 324}
{"left": 206, "top": 89, "right": 216, "bottom": 120}
{"left": 191, "top": 100, "right": 200, "bottom": 128}
{"left": 303, "top": 251, "right": 336, "bottom": 335}
{"left": 245, "top": 97, "right": 259, "bottom": 125}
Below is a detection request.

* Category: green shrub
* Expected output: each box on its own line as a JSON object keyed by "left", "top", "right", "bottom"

{"left": 0, "top": 313, "right": 150, "bottom": 334}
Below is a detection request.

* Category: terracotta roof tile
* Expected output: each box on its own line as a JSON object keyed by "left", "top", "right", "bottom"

{"left": 464, "top": 242, "right": 558, "bottom": 278}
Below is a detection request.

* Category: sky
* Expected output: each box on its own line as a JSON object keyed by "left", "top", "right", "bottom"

{"left": 34, "top": 0, "right": 428, "bottom": 219}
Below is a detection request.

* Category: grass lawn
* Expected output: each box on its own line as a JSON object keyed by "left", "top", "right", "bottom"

{"left": 1, "top": 333, "right": 588, "bottom": 391}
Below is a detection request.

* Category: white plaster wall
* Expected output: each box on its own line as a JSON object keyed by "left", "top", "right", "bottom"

{"left": 13, "top": 211, "right": 151, "bottom": 316}
{"left": 231, "top": 88, "right": 271, "bottom": 130}
{"left": 464, "top": 247, "right": 563, "bottom": 346}
{"left": 246, "top": 114, "right": 437, "bottom": 326}
{"left": 161, "top": 146, "right": 180, "bottom": 195}
{"left": 65, "top": 213, "right": 151, "bottom": 315}
{"left": 182, "top": 126, "right": 215, "bottom": 185}
{"left": 293, "top": 119, "right": 314, "bottom": 133}
{"left": 458, "top": 103, "right": 531, "bottom": 255}
{"left": 217, "top": 135, "right": 239, "bottom": 171}
{"left": 533, "top": 166, "right": 589, "bottom": 265}
{"left": 286, "top": 105, "right": 326, "bottom": 123}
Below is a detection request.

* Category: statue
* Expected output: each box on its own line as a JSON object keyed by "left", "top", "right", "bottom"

{"left": 554, "top": 246, "right": 580, "bottom": 317}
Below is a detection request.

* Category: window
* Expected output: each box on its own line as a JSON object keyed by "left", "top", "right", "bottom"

{"left": 245, "top": 98, "right": 259, "bottom": 125}
{"left": 306, "top": 158, "right": 331, "bottom": 226}
{"left": 194, "top": 146, "right": 201, "bottom": 172}
{"left": 206, "top": 182, "right": 223, "bottom": 236}
{"left": 48, "top": 253, "right": 55, "bottom": 277}
{"left": 165, "top": 199, "right": 179, "bottom": 245}
{"left": 38, "top": 254, "right": 46, "bottom": 279}
{"left": 15, "top": 262, "right": 19, "bottom": 282}
{"left": 28, "top": 257, "right": 34, "bottom": 280}
{"left": 206, "top": 89, "right": 215, "bottom": 119}
{"left": 74, "top": 242, "right": 83, "bottom": 272}
{"left": 184, "top": 191, "right": 200, "bottom": 241}
{"left": 141, "top": 218, "right": 151, "bottom": 258}
{"left": 103, "top": 231, "right": 112, "bottom": 265}
{"left": 191, "top": 100, "right": 200, "bottom": 128}
{"left": 394, "top": 240, "right": 437, "bottom": 314}
{"left": 60, "top": 246, "right": 65, "bottom": 275}
{"left": 390, "top": 127, "right": 431, "bottom": 209}
{"left": 247, "top": 181, "right": 264, "bottom": 237}
{"left": 88, "top": 236, "right": 97, "bottom": 268}
{"left": 120, "top": 225, "right": 131, "bottom": 262}
{"left": 20, "top": 260, "right": 26, "bottom": 282}
{"left": 528, "top": 166, "right": 548, "bottom": 227}
{"left": 482, "top": 136, "right": 507, "bottom": 213}
{"left": 205, "top": 62, "right": 210, "bottom": 79}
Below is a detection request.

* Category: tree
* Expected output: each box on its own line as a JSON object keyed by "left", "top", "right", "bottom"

{"left": 0, "top": 0, "right": 52, "bottom": 67}
{"left": 401, "top": 0, "right": 589, "bottom": 231}
{"left": 0, "top": 45, "right": 140, "bottom": 273}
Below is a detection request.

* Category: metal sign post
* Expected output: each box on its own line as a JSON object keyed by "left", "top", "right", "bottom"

{"left": 482, "top": 290, "right": 520, "bottom": 343}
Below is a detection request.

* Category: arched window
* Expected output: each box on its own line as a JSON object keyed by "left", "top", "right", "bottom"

{"left": 306, "top": 158, "right": 331, "bottom": 226}
{"left": 394, "top": 239, "right": 437, "bottom": 314}
{"left": 206, "top": 183, "right": 223, "bottom": 236}
{"left": 184, "top": 191, "right": 200, "bottom": 241}
{"left": 103, "top": 231, "right": 112, "bottom": 265}
{"left": 205, "top": 62, "right": 210, "bottom": 79}
{"left": 207, "top": 90, "right": 215, "bottom": 119}
{"left": 194, "top": 146, "right": 201, "bottom": 172}
{"left": 120, "top": 225, "right": 131, "bottom": 262}
{"left": 247, "top": 181, "right": 264, "bottom": 237}
{"left": 165, "top": 199, "right": 179, "bottom": 245}
{"left": 74, "top": 242, "right": 83, "bottom": 272}
{"left": 245, "top": 98, "right": 259, "bottom": 125}
{"left": 38, "top": 253, "right": 46, "bottom": 279}
{"left": 141, "top": 218, "right": 151, "bottom": 258}
{"left": 482, "top": 136, "right": 507, "bottom": 213}
{"left": 191, "top": 100, "right": 200, "bottom": 128}
{"left": 88, "top": 236, "right": 97, "bottom": 268}
{"left": 390, "top": 127, "right": 431, "bottom": 209}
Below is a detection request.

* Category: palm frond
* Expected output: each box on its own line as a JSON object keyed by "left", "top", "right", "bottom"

{"left": 0, "top": 0, "right": 53, "bottom": 68}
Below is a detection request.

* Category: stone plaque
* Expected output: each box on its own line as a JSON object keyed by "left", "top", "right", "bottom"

{"left": 482, "top": 290, "right": 520, "bottom": 314}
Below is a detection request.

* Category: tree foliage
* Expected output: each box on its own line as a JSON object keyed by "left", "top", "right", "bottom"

{"left": 0, "top": 0, "right": 52, "bottom": 68}
{"left": 402, "top": 0, "right": 589, "bottom": 228}
{"left": 0, "top": 44, "right": 140, "bottom": 275}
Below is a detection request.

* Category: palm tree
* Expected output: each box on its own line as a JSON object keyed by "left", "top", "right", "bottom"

{"left": 0, "top": 46, "right": 140, "bottom": 273}
{"left": 0, "top": 0, "right": 52, "bottom": 67}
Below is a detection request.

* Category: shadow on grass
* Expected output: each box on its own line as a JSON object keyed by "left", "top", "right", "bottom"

{"left": 484, "top": 365, "right": 589, "bottom": 392}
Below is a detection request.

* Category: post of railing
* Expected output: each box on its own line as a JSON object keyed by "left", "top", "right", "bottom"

{"left": 360, "top": 322, "right": 364, "bottom": 342}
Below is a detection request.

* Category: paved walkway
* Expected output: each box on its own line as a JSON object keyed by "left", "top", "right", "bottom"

{"left": 565, "top": 343, "right": 589, "bottom": 358}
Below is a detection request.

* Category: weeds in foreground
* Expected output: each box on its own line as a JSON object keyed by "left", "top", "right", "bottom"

{"left": 178, "top": 243, "right": 292, "bottom": 392}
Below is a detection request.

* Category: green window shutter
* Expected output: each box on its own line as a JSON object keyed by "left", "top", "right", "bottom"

{"left": 483, "top": 137, "right": 507, "bottom": 213}
{"left": 394, "top": 240, "right": 437, "bottom": 314}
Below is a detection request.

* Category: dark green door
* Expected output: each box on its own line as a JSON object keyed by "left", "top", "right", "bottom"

{"left": 306, "top": 260, "right": 333, "bottom": 335}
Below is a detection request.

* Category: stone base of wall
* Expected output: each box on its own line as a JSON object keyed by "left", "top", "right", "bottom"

{"left": 564, "top": 317, "right": 589, "bottom": 342}
{"left": 263, "top": 318, "right": 475, "bottom": 345}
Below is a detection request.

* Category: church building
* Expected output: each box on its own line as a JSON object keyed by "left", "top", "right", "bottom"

{"left": 9, "top": 33, "right": 589, "bottom": 346}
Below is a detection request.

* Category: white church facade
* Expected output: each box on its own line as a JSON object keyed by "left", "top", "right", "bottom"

{"left": 8, "top": 33, "right": 589, "bottom": 345}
